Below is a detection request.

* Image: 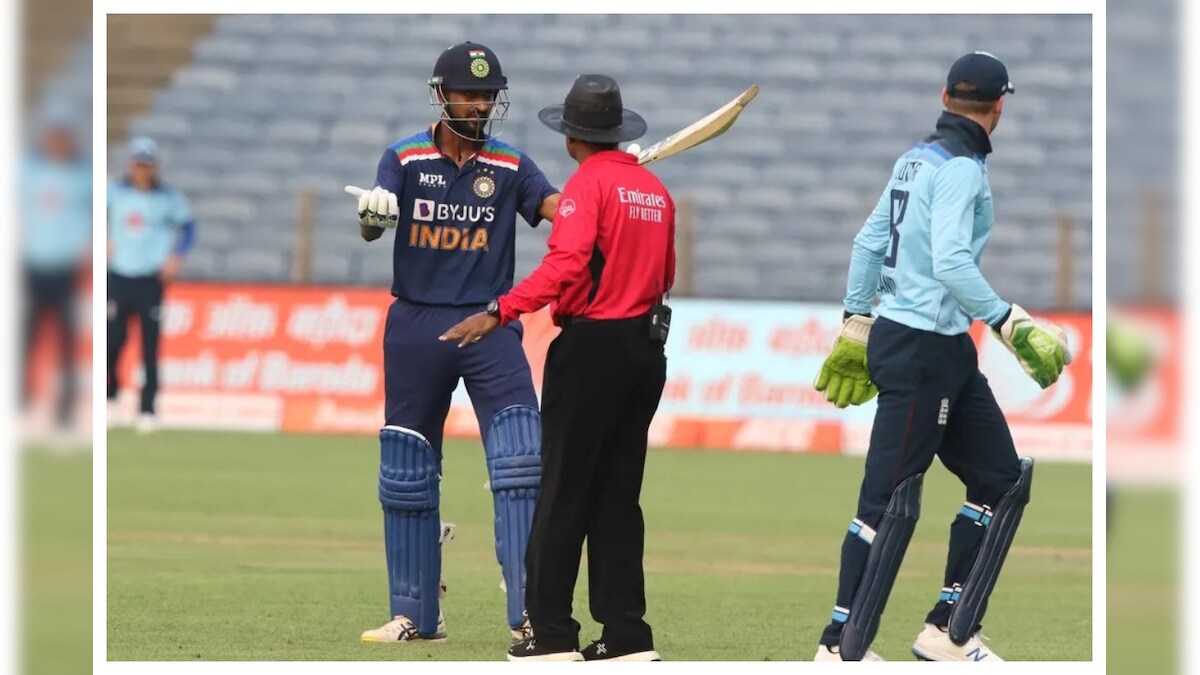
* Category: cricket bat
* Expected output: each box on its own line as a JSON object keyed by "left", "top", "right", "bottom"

{"left": 634, "top": 84, "right": 760, "bottom": 166}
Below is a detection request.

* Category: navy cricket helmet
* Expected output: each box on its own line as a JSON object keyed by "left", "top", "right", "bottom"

{"left": 429, "top": 41, "right": 508, "bottom": 91}
{"left": 428, "top": 41, "right": 511, "bottom": 140}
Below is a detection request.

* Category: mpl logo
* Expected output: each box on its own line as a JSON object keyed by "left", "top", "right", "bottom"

{"left": 413, "top": 199, "right": 436, "bottom": 222}
{"left": 418, "top": 172, "right": 446, "bottom": 188}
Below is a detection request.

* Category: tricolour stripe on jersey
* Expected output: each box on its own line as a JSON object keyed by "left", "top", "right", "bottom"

{"left": 395, "top": 139, "right": 440, "bottom": 166}
{"left": 478, "top": 145, "right": 521, "bottom": 171}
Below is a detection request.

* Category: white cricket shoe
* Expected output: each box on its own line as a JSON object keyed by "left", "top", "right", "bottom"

{"left": 361, "top": 614, "right": 447, "bottom": 643}
{"left": 438, "top": 522, "right": 455, "bottom": 599}
{"left": 814, "top": 645, "right": 886, "bottom": 661}
{"left": 47, "top": 427, "right": 85, "bottom": 453}
{"left": 912, "top": 623, "right": 1004, "bottom": 662}
{"left": 362, "top": 522, "right": 456, "bottom": 644}
{"left": 134, "top": 413, "right": 158, "bottom": 434}
{"left": 107, "top": 400, "right": 125, "bottom": 428}
{"left": 511, "top": 615, "right": 533, "bottom": 644}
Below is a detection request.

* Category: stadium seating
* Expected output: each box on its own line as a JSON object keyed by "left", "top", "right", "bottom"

{"left": 113, "top": 14, "right": 1094, "bottom": 309}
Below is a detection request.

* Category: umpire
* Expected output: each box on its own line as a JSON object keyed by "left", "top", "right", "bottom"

{"left": 441, "top": 74, "right": 675, "bottom": 662}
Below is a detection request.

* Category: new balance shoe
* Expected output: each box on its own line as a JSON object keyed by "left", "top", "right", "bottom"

{"left": 813, "top": 644, "right": 886, "bottom": 661}
{"left": 912, "top": 623, "right": 1004, "bottom": 662}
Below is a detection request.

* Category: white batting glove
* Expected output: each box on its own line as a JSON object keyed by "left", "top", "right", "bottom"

{"left": 345, "top": 185, "right": 399, "bottom": 229}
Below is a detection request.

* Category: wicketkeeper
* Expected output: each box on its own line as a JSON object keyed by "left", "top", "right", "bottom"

{"left": 811, "top": 52, "right": 1072, "bottom": 662}
{"left": 347, "top": 41, "right": 560, "bottom": 644}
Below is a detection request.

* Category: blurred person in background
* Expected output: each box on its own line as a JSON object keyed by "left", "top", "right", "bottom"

{"left": 106, "top": 136, "right": 196, "bottom": 434}
{"left": 1107, "top": 319, "right": 1155, "bottom": 391}
{"left": 19, "top": 98, "right": 91, "bottom": 443}
{"left": 1106, "top": 0, "right": 1182, "bottom": 671}
{"left": 1105, "top": 317, "right": 1156, "bottom": 532}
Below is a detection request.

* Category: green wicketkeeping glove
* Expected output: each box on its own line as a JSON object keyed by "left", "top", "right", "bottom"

{"left": 814, "top": 314, "right": 878, "bottom": 408}
{"left": 1107, "top": 318, "right": 1155, "bottom": 391}
{"left": 993, "top": 304, "right": 1073, "bottom": 389}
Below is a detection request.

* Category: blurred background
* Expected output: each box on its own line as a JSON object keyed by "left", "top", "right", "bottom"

{"left": 102, "top": 14, "right": 1096, "bottom": 449}
{"left": 18, "top": 0, "right": 92, "bottom": 672}
{"left": 108, "top": 14, "right": 1094, "bottom": 305}
{"left": 99, "top": 14, "right": 1099, "bottom": 663}
{"left": 1106, "top": 0, "right": 1184, "bottom": 673}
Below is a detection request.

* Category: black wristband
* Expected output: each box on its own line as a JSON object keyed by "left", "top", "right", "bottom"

{"left": 990, "top": 306, "right": 1013, "bottom": 332}
{"left": 843, "top": 310, "right": 871, "bottom": 321}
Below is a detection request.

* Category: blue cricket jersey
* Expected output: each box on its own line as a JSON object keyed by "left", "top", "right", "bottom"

{"left": 107, "top": 179, "right": 195, "bottom": 277}
{"left": 844, "top": 112, "right": 1011, "bottom": 336}
{"left": 20, "top": 152, "right": 92, "bottom": 271}
{"left": 373, "top": 127, "right": 558, "bottom": 306}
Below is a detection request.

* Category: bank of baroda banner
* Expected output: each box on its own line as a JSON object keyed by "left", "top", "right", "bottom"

{"left": 111, "top": 283, "right": 1095, "bottom": 461}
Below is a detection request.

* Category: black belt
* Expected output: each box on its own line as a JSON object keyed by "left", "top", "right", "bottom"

{"left": 558, "top": 313, "right": 648, "bottom": 329}
{"left": 558, "top": 315, "right": 598, "bottom": 329}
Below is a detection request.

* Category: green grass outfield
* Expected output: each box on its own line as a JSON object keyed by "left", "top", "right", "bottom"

{"left": 24, "top": 446, "right": 93, "bottom": 675}
{"left": 107, "top": 430, "right": 1091, "bottom": 661}
{"left": 1108, "top": 487, "right": 1178, "bottom": 673}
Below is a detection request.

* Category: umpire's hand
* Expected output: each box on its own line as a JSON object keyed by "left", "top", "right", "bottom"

{"left": 440, "top": 312, "right": 500, "bottom": 348}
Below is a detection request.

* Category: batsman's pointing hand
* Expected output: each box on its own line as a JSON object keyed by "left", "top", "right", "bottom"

{"left": 345, "top": 185, "right": 399, "bottom": 229}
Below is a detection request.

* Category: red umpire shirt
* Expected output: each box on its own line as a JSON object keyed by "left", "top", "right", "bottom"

{"left": 497, "top": 150, "right": 675, "bottom": 325}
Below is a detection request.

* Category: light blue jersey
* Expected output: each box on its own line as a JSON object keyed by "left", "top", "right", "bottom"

{"left": 20, "top": 153, "right": 92, "bottom": 271}
{"left": 107, "top": 179, "right": 195, "bottom": 277}
{"left": 845, "top": 112, "right": 1010, "bottom": 336}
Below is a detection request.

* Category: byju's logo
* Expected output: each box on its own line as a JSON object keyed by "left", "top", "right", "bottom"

{"left": 418, "top": 172, "right": 446, "bottom": 188}
{"left": 413, "top": 199, "right": 436, "bottom": 221}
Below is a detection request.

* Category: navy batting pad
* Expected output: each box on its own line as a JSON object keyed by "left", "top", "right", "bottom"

{"left": 485, "top": 405, "right": 541, "bottom": 629}
{"left": 379, "top": 426, "right": 442, "bottom": 636}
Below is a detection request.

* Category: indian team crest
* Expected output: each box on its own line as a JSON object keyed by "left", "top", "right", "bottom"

{"left": 470, "top": 57, "right": 491, "bottom": 79}
{"left": 473, "top": 174, "right": 497, "bottom": 198}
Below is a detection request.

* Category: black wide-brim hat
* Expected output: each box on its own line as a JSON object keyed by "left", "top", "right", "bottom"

{"left": 538, "top": 74, "right": 646, "bottom": 144}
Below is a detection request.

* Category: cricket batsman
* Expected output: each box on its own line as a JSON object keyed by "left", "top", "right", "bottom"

{"left": 345, "top": 41, "right": 560, "bottom": 644}
{"left": 810, "top": 52, "right": 1072, "bottom": 661}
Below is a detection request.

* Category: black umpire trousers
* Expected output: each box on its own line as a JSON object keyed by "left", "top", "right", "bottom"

{"left": 524, "top": 315, "right": 667, "bottom": 651}
{"left": 107, "top": 271, "right": 165, "bottom": 414}
{"left": 21, "top": 265, "right": 79, "bottom": 427}
{"left": 822, "top": 316, "right": 1022, "bottom": 646}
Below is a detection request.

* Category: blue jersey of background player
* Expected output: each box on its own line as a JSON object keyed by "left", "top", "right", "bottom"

{"left": 106, "top": 136, "right": 196, "bottom": 434}
{"left": 811, "top": 53, "right": 1071, "bottom": 662}
{"left": 20, "top": 98, "right": 92, "bottom": 434}
{"left": 347, "top": 42, "right": 560, "bottom": 644}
